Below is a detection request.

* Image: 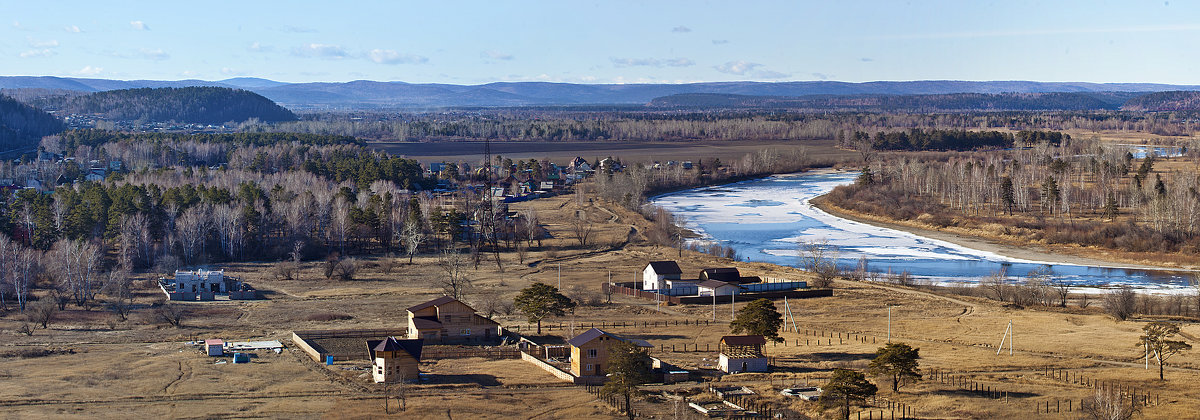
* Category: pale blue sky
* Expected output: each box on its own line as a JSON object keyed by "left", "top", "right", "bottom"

{"left": 3, "top": 1, "right": 1198, "bottom": 84}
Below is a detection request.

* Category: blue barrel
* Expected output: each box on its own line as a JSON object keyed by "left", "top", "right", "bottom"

{"left": 325, "top": 355, "right": 333, "bottom": 365}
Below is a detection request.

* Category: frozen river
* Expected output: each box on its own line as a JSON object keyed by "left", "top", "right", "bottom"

{"left": 650, "top": 171, "right": 1192, "bottom": 290}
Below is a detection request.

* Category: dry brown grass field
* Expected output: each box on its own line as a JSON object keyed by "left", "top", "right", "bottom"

{"left": 2, "top": 179, "right": 1199, "bottom": 419}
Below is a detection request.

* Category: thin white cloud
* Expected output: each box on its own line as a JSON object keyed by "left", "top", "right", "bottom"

{"left": 130, "top": 20, "right": 149, "bottom": 30}
{"left": 611, "top": 57, "right": 694, "bottom": 67}
{"left": 368, "top": 49, "right": 427, "bottom": 64}
{"left": 248, "top": 42, "right": 273, "bottom": 53}
{"left": 221, "top": 67, "right": 245, "bottom": 76}
{"left": 282, "top": 25, "right": 317, "bottom": 33}
{"left": 20, "top": 49, "right": 55, "bottom": 58}
{"left": 811, "top": 72, "right": 833, "bottom": 80}
{"left": 482, "top": 50, "right": 514, "bottom": 60}
{"left": 293, "top": 43, "right": 349, "bottom": 59}
{"left": 714, "top": 61, "right": 789, "bottom": 79}
{"left": 12, "top": 21, "right": 30, "bottom": 31}
{"left": 28, "top": 37, "right": 59, "bottom": 48}
{"left": 64, "top": 25, "right": 82, "bottom": 33}
{"left": 139, "top": 48, "right": 169, "bottom": 60}
{"left": 871, "top": 23, "right": 1200, "bottom": 41}
{"left": 714, "top": 60, "right": 759, "bottom": 75}
{"left": 74, "top": 66, "right": 103, "bottom": 76}
{"left": 672, "top": 26, "right": 692, "bottom": 33}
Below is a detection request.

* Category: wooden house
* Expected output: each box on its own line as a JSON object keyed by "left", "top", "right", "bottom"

{"left": 367, "top": 337, "right": 423, "bottom": 383}
{"left": 718, "top": 335, "right": 768, "bottom": 373}
{"left": 405, "top": 296, "right": 501, "bottom": 343}
{"left": 643, "top": 261, "right": 683, "bottom": 290}
{"left": 567, "top": 328, "right": 652, "bottom": 378}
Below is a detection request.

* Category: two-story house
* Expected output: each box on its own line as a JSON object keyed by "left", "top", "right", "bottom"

{"left": 405, "top": 296, "right": 502, "bottom": 343}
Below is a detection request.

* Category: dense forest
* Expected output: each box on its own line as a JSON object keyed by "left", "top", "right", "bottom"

{"left": 0, "top": 94, "right": 65, "bottom": 152}
{"left": 1121, "top": 91, "right": 1200, "bottom": 112}
{"left": 35, "top": 87, "right": 297, "bottom": 124}
{"left": 252, "top": 109, "right": 1200, "bottom": 142}
{"left": 847, "top": 129, "right": 1065, "bottom": 151}
{"left": 648, "top": 92, "right": 1135, "bottom": 112}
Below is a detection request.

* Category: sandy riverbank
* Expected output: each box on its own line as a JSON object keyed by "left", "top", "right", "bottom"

{"left": 810, "top": 195, "right": 1188, "bottom": 273}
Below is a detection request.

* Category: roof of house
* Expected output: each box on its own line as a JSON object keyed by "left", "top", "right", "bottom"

{"left": 368, "top": 337, "right": 424, "bottom": 360}
{"left": 700, "top": 268, "right": 741, "bottom": 282}
{"left": 698, "top": 279, "right": 737, "bottom": 289}
{"left": 567, "top": 328, "right": 653, "bottom": 348}
{"left": 720, "top": 335, "right": 767, "bottom": 346}
{"left": 204, "top": 339, "right": 224, "bottom": 346}
{"left": 410, "top": 317, "right": 442, "bottom": 330}
{"left": 646, "top": 261, "right": 682, "bottom": 275}
{"left": 406, "top": 295, "right": 475, "bottom": 313}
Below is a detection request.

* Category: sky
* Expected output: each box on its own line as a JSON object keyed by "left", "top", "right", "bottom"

{"left": 2, "top": 0, "right": 1199, "bottom": 85}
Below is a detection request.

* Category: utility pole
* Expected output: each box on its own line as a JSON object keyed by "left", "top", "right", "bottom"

{"left": 557, "top": 264, "right": 561, "bottom": 290}
{"left": 730, "top": 291, "right": 735, "bottom": 321}
{"left": 887, "top": 306, "right": 892, "bottom": 343}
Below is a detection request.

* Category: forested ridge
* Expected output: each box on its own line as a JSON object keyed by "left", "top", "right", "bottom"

{"left": 37, "top": 87, "right": 297, "bottom": 124}
{"left": 0, "top": 94, "right": 65, "bottom": 152}
{"left": 647, "top": 92, "right": 1137, "bottom": 111}
{"left": 846, "top": 129, "right": 1065, "bottom": 151}
{"left": 1122, "top": 91, "right": 1200, "bottom": 112}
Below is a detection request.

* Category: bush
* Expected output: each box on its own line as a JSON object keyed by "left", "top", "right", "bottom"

{"left": 1104, "top": 286, "right": 1137, "bottom": 320}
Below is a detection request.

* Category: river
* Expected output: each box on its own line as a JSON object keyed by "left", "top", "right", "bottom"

{"left": 650, "top": 171, "right": 1193, "bottom": 291}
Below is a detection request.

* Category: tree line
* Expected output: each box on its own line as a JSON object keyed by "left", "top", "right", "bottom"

{"left": 31, "top": 87, "right": 297, "bottom": 124}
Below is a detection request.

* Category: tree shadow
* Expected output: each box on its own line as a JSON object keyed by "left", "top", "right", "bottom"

{"left": 423, "top": 373, "right": 501, "bottom": 386}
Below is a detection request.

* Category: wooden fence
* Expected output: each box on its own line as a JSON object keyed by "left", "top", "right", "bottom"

{"left": 505, "top": 319, "right": 713, "bottom": 333}
{"left": 608, "top": 282, "right": 833, "bottom": 305}
{"left": 422, "top": 347, "right": 521, "bottom": 360}
{"left": 583, "top": 384, "right": 641, "bottom": 418}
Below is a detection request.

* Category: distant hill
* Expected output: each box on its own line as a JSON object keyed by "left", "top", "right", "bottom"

{"left": 1121, "top": 91, "right": 1200, "bottom": 111}
{"left": 647, "top": 92, "right": 1140, "bottom": 111}
{"left": 44, "top": 87, "right": 298, "bottom": 124}
{"left": 0, "top": 94, "right": 64, "bottom": 152}
{"left": 3, "top": 76, "right": 1200, "bottom": 109}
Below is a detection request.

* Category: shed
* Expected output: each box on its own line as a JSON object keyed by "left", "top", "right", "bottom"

{"left": 697, "top": 280, "right": 741, "bottom": 297}
{"left": 718, "top": 335, "right": 768, "bottom": 373}
{"left": 205, "top": 339, "right": 225, "bottom": 357}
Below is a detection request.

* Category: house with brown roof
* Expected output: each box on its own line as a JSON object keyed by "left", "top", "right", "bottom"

{"left": 367, "top": 337, "right": 423, "bottom": 383}
{"left": 643, "top": 261, "right": 683, "bottom": 290}
{"left": 406, "top": 296, "right": 501, "bottom": 343}
{"left": 718, "top": 335, "right": 768, "bottom": 373}
{"left": 568, "top": 328, "right": 652, "bottom": 379}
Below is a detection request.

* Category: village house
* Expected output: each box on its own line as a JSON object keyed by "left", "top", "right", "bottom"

{"left": 718, "top": 335, "right": 768, "bottom": 373}
{"left": 643, "top": 261, "right": 683, "bottom": 290}
{"left": 567, "top": 328, "right": 652, "bottom": 379}
{"left": 405, "top": 296, "right": 502, "bottom": 343}
{"left": 367, "top": 337, "right": 423, "bottom": 383}
{"left": 160, "top": 269, "right": 256, "bottom": 301}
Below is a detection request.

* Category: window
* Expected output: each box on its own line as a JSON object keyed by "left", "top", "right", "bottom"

{"left": 461, "top": 329, "right": 472, "bottom": 336}
{"left": 587, "top": 349, "right": 598, "bottom": 358}
{"left": 586, "top": 364, "right": 593, "bottom": 372}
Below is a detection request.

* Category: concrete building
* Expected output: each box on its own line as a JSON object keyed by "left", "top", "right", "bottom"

{"left": 368, "top": 337, "right": 423, "bottom": 383}
{"left": 718, "top": 335, "right": 768, "bottom": 373}
{"left": 205, "top": 339, "right": 225, "bottom": 357}
{"left": 567, "top": 328, "right": 652, "bottom": 378}
{"left": 643, "top": 261, "right": 683, "bottom": 290}
{"left": 172, "top": 269, "right": 230, "bottom": 294}
{"left": 405, "top": 296, "right": 501, "bottom": 342}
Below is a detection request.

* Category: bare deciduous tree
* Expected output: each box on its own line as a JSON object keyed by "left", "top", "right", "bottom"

{"left": 401, "top": 222, "right": 425, "bottom": 264}
{"left": 1083, "top": 386, "right": 1139, "bottom": 420}
{"left": 438, "top": 248, "right": 471, "bottom": 300}
{"left": 176, "top": 204, "right": 211, "bottom": 264}
{"left": 1104, "top": 286, "right": 1138, "bottom": 321}
{"left": 797, "top": 238, "right": 840, "bottom": 288}
{"left": 570, "top": 209, "right": 594, "bottom": 247}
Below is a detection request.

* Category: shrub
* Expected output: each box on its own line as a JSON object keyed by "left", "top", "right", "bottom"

{"left": 304, "top": 312, "right": 354, "bottom": 322}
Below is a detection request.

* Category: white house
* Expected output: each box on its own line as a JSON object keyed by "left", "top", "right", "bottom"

{"left": 697, "top": 280, "right": 741, "bottom": 297}
{"left": 172, "top": 269, "right": 229, "bottom": 293}
{"left": 643, "top": 261, "right": 683, "bottom": 290}
{"left": 718, "top": 335, "right": 768, "bottom": 373}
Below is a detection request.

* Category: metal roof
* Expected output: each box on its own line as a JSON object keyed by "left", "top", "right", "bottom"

{"left": 646, "top": 261, "right": 682, "bottom": 275}
{"left": 567, "top": 328, "right": 653, "bottom": 348}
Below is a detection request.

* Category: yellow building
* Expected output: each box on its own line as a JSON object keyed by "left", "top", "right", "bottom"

{"left": 567, "top": 328, "right": 652, "bottom": 378}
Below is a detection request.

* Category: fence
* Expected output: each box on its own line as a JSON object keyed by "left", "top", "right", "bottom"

{"left": 583, "top": 384, "right": 640, "bottom": 418}
{"left": 505, "top": 319, "right": 713, "bottom": 333}
{"left": 422, "top": 347, "right": 521, "bottom": 360}
{"left": 609, "top": 282, "right": 832, "bottom": 305}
